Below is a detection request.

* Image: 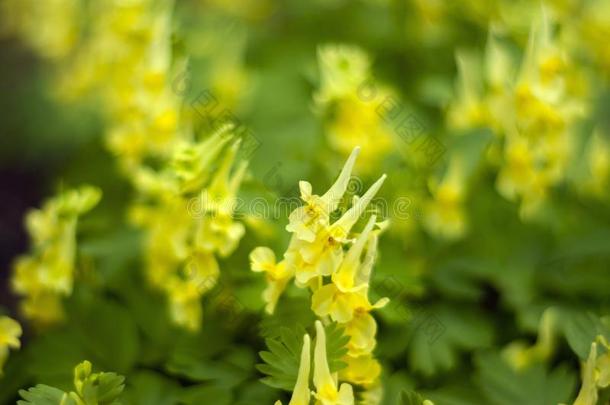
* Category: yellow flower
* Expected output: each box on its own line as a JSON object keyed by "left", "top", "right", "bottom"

{"left": 288, "top": 173, "right": 386, "bottom": 286}
{"left": 195, "top": 139, "right": 248, "bottom": 257}
{"left": 286, "top": 147, "right": 360, "bottom": 243}
{"left": 574, "top": 342, "right": 600, "bottom": 405}
{"left": 447, "top": 51, "right": 491, "bottom": 131}
{"left": 1, "top": 0, "right": 81, "bottom": 60}
{"left": 338, "top": 353, "right": 381, "bottom": 388}
{"left": 252, "top": 147, "right": 388, "bottom": 397}
{"left": 314, "top": 45, "right": 394, "bottom": 172}
{"left": 133, "top": 128, "right": 247, "bottom": 331}
{"left": 424, "top": 158, "right": 467, "bottom": 240}
{"left": 282, "top": 334, "right": 312, "bottom": 405}
{"left": 315, "top": 45, "right": 370, "bottom": 103}
{"left": 0, "top": 317, "right": 21, "bottom": 376}
{"left": 572, "top": 336, "right": 610, "bottom": 405}
{"left": 311, "top": 216, "right": 388, "bottom": 323}
{"left": 344, "top": 311, "right": 378, "bottom": 357}
{"left": 11, "top": 186, "right": 101, "bottom": 325}
{"left": 502, "top": 308, "right": 557, "bottom": 370}
{"left": 313, "top": 321, "right": 355, "bottom": 405}
{"left": 250, "top": 247, "right": 294, "bottom": 314}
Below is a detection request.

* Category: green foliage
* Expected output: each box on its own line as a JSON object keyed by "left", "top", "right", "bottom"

{"left": 406, "top": 305, "right": 493, "bottom": 376}
{"left": 400, "top": 390, "right": 428, "bottom": 405}
{"left": 18, "top": 361, "right": 125, "bottom": 405}
{"left": 17, "top": 386, "right": 66, "bottom": 405}
{"left": 257, "top": 323, "right": 349, "bottom": 391}
{"left": 561, "top": 311, "right": 610, "bottom": 360}
{"left": 474, "top": 352, "right": 576, "bottom": 405}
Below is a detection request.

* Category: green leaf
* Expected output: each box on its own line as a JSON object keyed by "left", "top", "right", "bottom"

{"left": 400, "top": 390, "right": 427, "bottom": 405}
{"left": 324, "top": 322, "right": 349, "bottom": 372}
{"left": 69, "top": 298, "right": 139, "bottom": 374}
{"left": 178, "top": 384, "right": 232, "bottom": 405}
{"left": 18, "top": 385, "right": 69, "bottom": 405}
{"left": 257, "top": 322, "right": 349, "bottom": 391}
{"left": 122, "top": 371, "right": 180, "bottom": 405}
{"left": 18, "top": 361, "right": 125, "bottom": 405}
{"left": 475, "top": 352, "right": 576, "bottom": 405}
{"left": 561, "top": 310, "right": 610, "bottom": 360}
{"left": 407, "top": 304, "right": 493, "bottom": 376}
{"left": 256, "top": 326, "right": 304, "bottom": 391}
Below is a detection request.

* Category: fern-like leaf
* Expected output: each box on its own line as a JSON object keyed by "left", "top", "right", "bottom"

{"left": 257, "top": 322, "right": 349, "bottom": 391}
{"left": 17, "top": 385, "right": 71, "bottom": 405}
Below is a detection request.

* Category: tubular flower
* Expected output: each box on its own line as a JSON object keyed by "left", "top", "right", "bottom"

{"left": 311, "top": 216, "right": 388, "bottom": 324}
{"left": 287, "top": 147, "right": 360, "bottom": 243}
{"left": 11, "top": 186, "right": 101, "bottom": 326}
{"left": 0, "top": 316, "right": 22, "bottom": 376}
{"left": 314, "top": 45, "right": 394, "bottom": 173}
{"left": 131, "top": 126, "right": 247, "bottom": 331}
{"left": 251, "top": 147, "right": 389, "bottom": 400}
{"left": 287, "top": 173, "right": 386, "bottom": 287}
{"left": 275, "top": 334, "right": 311, "bottom": 405}
{"left": 571, "top": 336, "right": 610, "bottom": 405}
{"left": 313, "top": 321, "right": 355, "bottom": 405}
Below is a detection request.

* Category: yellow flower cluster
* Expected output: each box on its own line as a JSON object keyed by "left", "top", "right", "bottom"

{"left": 4, "top": 0, "right": 251, "bottom": 332}
{"left": 446, "top": 13, "right": 589, "bottom": 220}
{"left": 11, "top": 186, "right": 101, "bottom": 326}
{"left": 4, "top": 0, "right": 185, "bottom": 170}
{"left": 570, "top": 336, "right": 610, "bottom": 405}
{"left": 131, "top": 124, "right": 247, "bottom": 331}
{"left": 250, "top": 147, "right": 389, "bottom": 399}
{"left": 68, "top": 0, "right": 182, "bottom": 170}
{"left": 0, "top": 0, "right": 80, "bottom": 60}
{"left": 315, "top": 45, "right": 394, "bottom": 173}
{"left": 0, "top": 316, "right": 21, "bottom": 376}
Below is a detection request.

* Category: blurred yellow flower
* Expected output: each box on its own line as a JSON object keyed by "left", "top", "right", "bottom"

{"left": 424, "top": 158, "right": 467, "bottom": 240}
{"left": 555, "top": 336, "right": 610, "bottom": 405}
{"left": 315, "top": 45, "right": 394, "bottom": 172}
{"left": 0, "top": 317, "right": 22, "bottom": 376}
{"left": 12, "top": 186, "right": 101, "bottom": 325}
{"left": 131, "top": 126, "right": 247, "bottom": 331}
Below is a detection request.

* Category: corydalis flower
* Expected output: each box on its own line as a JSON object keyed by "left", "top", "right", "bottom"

{"left": 0, "top": 316, "right": 21, "bottom": 376}
{"left": 286, "top": 147, "right": 360, "bottom": 243}
{"left": 314, "top": 45, "right": 394, "bottom": 173}
{"left": 12, "top": 186, "right": 101, "bottom": 325}
{"left": 311, "top": 216, "right": 389, "bottom": 324}
{"left": 571, "top": 336, "right": 610, "bottom": 405}
{"left": 132, "top": 126, "right": 247, "bottom": 331}
{"left": 251, "top": 147, "right": 386, "bottom": 313}
{"left": 252, "top": 147, "right": 389, "bottom": 397}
